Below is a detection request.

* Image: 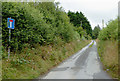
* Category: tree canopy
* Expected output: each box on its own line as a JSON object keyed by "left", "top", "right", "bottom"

{"left": 2, "top": 2, "right": 80, "bottom": 52}
{"left": 92, "top": 25, "right": 101, "bottom": 39}
{"left": 98, "top": 18, "right": 118, "bottom": 40}
{"left": 68, "top": 11, "right": 92, "bottom": 37}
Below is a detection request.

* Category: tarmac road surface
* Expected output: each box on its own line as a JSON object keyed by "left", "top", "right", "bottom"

{"left": 40, "top": 40, "right": 114, "bottom": 80}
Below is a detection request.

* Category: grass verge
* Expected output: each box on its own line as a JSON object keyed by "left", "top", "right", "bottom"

{"left": 89, "top": 41, "right": 94, "bottom": 48}
{"left": 0, "top": 60, "right": 1, "bottom": 81}
{"left": 2, "top": 40, "right": 91, "bottom": 79}
{"left": 96, "top": 40, "right": 118, "bottom": 79}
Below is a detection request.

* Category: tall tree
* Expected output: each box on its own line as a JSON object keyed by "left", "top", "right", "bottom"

{"left": 68, "top": 11, "right": 92, "bottom": 37}
{"left": 92, "top": 25, "right": 101, "bottom": 39}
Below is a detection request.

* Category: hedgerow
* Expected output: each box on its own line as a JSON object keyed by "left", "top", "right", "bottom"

{"left": 98, "top": 18, "right": 118, "bottom": 40}
{"left": 2, "top": 2, "right": 80, "bottom": 52}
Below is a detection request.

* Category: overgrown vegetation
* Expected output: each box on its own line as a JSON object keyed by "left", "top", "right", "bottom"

{"left": 92, "top": 25, "right": 101, "bottom": 39}
{"left": 68, "top": 11, "right": 92, "bottom": 39}
{"left": 97, "top": 40, "right": 118, "bottom": 78}
{"left": 2, "top": 40, "right": 90, "bottom": 79}
{"left": 2, "top": 2, "right": 92, "bottom": 79}
{"left": 97, "top": 18, "right": 118, "bottom": 79}
{"left": 89, "top": 41, "right": 94, "bottom": 48}
{"left": 98, "top": 19, "right": 118, "bottom": 40}
{"left": 2, "top": 2, "right": 81, "bottom": 52}
{"left": 0, "top": 31, "right": 1, "bottom": 79}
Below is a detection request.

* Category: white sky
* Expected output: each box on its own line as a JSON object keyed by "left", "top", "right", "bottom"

{"left": 55, "top": 0, "right": 119, "bottom": 29}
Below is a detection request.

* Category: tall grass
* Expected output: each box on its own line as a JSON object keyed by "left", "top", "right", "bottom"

{"left": 97, "top": 40, "right": 118, "bottom": 79}
{"left": 2, "top": 40, "right": 90, "bottom": 79}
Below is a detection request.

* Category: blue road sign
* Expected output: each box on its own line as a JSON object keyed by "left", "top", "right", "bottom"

{"left": 7, "top": 18, "right": 15, "bottom": 29}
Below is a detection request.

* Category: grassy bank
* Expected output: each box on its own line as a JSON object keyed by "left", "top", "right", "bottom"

{"left": 97, "top": 40, "right": 118, "bottom": 79}
{"left": 2, "top": 40, "right": 90, "bottom": 79}
{"left": 0, "top": 60, "right": 1, "bottom": 81}
{"left": 89, "top": 41, "right": 94, "bottom": 48}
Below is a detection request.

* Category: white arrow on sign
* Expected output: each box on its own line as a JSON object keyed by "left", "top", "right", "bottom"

{"left": 10, "top": 22, "right": 12, "bottom": 28}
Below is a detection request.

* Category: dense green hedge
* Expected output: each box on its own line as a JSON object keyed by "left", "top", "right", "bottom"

{"left": 2, "top": 2, "right": 80, "bottom": 52}
{"left": 98, "top": 18, "right": 118, "bottom": 40}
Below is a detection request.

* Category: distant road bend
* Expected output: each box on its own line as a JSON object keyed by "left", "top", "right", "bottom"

{"left": 40, "top": 40, "right": 113, "bottom": 80}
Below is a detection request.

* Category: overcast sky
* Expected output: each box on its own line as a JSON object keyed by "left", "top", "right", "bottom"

{"left": 55, "top": 0, "right": 119, "bottom": 29}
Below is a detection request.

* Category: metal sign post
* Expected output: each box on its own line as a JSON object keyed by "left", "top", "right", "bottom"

{"left": 8, "top": 28, "right": 11, "bottom": 59}
{"left": 7, "top": 17, "right": 15, "bottom": 59}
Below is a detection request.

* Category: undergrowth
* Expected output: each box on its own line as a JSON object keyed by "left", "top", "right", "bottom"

{"left": 2, "top": 40, "right": 90, "bottom": 79}
{"left": 97, "top": 40, "right": 118, "bottom": 79}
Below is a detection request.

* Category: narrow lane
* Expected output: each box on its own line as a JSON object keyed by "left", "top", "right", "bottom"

{"left": 41, "top": 40, "right": 112, "bottom": 79}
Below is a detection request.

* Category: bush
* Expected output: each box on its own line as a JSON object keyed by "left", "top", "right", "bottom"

{"left": 2, "top": 2, "right": 80, "bottom": 52}
{"left": 98, "top": 18, "right": 118, "bottom": 40}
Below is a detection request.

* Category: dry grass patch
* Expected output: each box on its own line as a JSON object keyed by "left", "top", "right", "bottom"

{"left": 97, "top": 40, "right": 118, "bottom": 79}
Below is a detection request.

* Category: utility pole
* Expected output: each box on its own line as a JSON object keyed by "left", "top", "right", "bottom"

{"left": 34, "top": 0, "right": 35, "bottom": 7}
{"left": 27, "top": 0, "right": 29, "bottom": 4}
{"left": 21, "top": 0, "right": 23, "bottom": 4}
{"left": 102, "top": 19, "right": 104, "bottom": 28}
{"left": 81, "top": 21, "right": 82, "bottom": 27}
